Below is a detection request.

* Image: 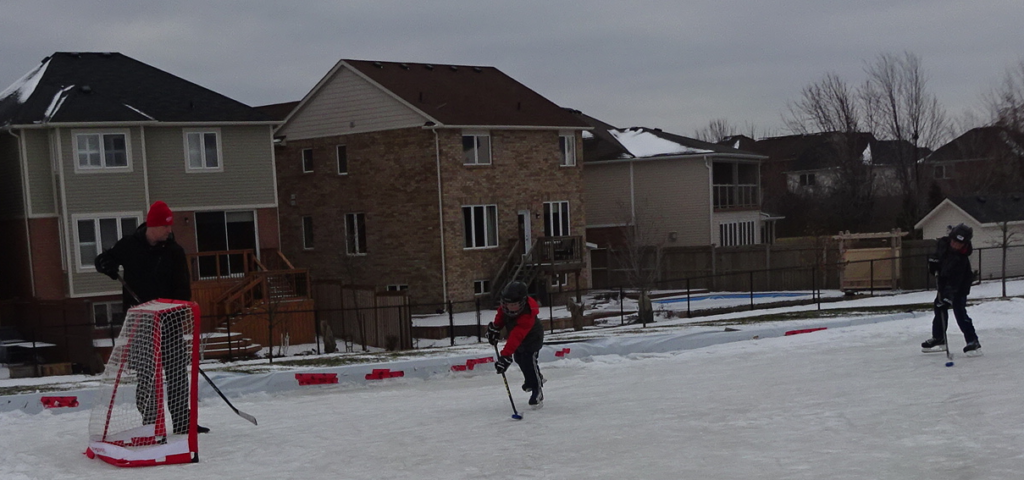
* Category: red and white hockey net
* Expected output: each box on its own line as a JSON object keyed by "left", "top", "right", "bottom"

{"left": 86, "top": 299, "right": 201, "bottom": 467}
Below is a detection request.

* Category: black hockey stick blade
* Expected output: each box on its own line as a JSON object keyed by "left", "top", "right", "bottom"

{"left": 200, "top": 368, "right": 258, "bottom": 425}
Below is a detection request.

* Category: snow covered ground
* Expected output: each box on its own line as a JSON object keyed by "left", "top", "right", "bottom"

{"left": 2, "top": 281, "right": 1024, "bottom": 478}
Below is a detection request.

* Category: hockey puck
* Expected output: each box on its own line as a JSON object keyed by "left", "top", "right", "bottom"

{"left": 945, "top": 361, "right": 954, "bottom": 367}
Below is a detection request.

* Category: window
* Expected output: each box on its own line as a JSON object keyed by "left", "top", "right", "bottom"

{"left": 346, "top": 213, "right": 366, "bottom": 255}
{"left": 934, "top": 165, "right": 949, "bottom": 179}
{"left": 302, "top": 216, "right": 314, "bottom": 250}
{"left": 93, "top": 301, "right": 125, "bottom": 328}
{"left": 302, "top": 148, "right": 314, "bottom": 173}
{"left": 462, "top": 132, "right": 491, "bottom": 165}
{"left": 799, "top": 173, "right": 816, "bottom": 186}
{"left": 184, "top": 130, "right": 221, "bottom": 171}
{"left": 719, "top": 221, "right": 756, "bottom": 247}
{"left": 337, "top": 145, "right": 348, "bottom": 175}
{"left": 462, "top": 205, "right": 498, "bottom": 248}
{"left": 550, "top": 273, "right": 567, "bottom": 287}
{"left": 559, "top": 134, "right": 576, "bottom": 166}
{"left": 76, "top": 215, "right": 139, "bottom": 270}
{"left": 194, "top": 210, "right": 257, "bottom": 278}
{"left": 74, "top": 132, "right": 129, "bottom": 170}
{"left": 544, "top": 201, "right": 570, "bottom": 237}
{"left": 386, "top": 284, "right": 408, "bottom": 292}
{"left": 474, "top": 280, "right": 491, "bottom": 295}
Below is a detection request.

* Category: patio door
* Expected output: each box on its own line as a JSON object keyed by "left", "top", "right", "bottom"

{"left": 517, "top": 210, "right": 532, "bottom": 255}
{"left": 195, "top": 211, "right": 257, "bottom": 278}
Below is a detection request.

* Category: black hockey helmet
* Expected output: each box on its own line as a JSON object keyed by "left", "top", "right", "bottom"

{"left": 501, "top": 281, "right": 528, "bottom": 316}
{"left": 950, "top": 223, "right": 973, "bottom": 243}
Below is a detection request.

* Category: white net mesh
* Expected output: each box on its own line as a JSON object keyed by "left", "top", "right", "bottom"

{"left": 88, "top": 300, "right": 199, "bottom": 454}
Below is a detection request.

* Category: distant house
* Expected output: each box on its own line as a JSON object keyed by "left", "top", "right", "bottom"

{"left": 920, "top": 126, "right": 1024, "bottom": 202}
{"left": 269, "top": 60, "right": 590, "bottom": 308}
{"left": 578, "top": 113, "right": 773, "bottom": 250}
{"left": 724, "top": 132, "right": 926, "bottom": 235}
{"left": 0, "top": 52, "right": 303, "bottom": 370}
{"left": 914, "top": 193, "right": 1024, "bottom": 280}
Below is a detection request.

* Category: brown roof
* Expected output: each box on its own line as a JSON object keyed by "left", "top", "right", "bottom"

{"left": 342, "top": 59, "right": 588, "bottom": 128}
{"left": 254, "top": 101, "right": 299, "bottom": 121}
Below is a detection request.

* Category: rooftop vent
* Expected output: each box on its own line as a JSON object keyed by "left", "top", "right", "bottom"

{"left": 373, "top": 61, "right": 383, "bottom": 68}
{"left": 473, "top": 67, "right": 482, "bottom": 73}
{"left": 449, "top": 65, "right": 458, "bottom": 71}
{"left": 400, "top": 63, "right": 409, "bottom": 70}
{"left": 425, "top": 64, "right": 434, "bottom": 70}
{"left": 80, "top": 85, "right": 92, "bottom": 94}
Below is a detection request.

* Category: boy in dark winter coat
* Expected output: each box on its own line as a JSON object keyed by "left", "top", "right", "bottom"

{"left": 94, "top": 201, "right": 207, "bottom": 434}
{"left": 922, "top": 223, "right": 981, "bottom": 355}
{"left": 487, "top": 281, "right": 545, "bottom": 408}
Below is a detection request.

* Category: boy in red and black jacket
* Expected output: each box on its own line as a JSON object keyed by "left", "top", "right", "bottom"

{"left": 488, "top": 281, "right": 545, "bottom": 407}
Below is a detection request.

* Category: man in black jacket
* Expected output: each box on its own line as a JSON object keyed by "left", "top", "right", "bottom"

{"left": 922, "top": 224, "right": 981, "bottom": 355}
{"left": 95, "top": 201, "right": 207, "bottom": 435}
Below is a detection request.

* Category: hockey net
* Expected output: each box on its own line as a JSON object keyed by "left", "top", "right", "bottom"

{"left": 86, "top": 299, "right": 201, "bottom": 467}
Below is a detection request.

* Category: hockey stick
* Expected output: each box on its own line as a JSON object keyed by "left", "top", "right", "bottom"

{"left": 116, "top": 274, "right": 258, "bottom": 425}
{"left": 940, "top": 303, "right": 954, "bottom": 367}
{"left": 494, "top": 344, "right": 523, "bottom": 420}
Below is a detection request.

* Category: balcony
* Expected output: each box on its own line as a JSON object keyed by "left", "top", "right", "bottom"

{"left": 713, "top": 184, "right": 759, "bottom": 210}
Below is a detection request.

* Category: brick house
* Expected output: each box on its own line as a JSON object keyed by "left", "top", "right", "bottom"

{"left": 0, "top": 53, "right": 308, "bottom": 371}
{"left": 270, "top": 60, "right": 590, "bottom": 309}
{"left": 920, "top": 126, "right": 1024, "bottom": 203}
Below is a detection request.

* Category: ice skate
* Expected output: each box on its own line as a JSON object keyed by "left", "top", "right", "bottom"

{"left": 528, "top": 389, "right": 543, "bottom": 409}
{"left": 921, "top": 337, "right": 946, "bottom": 353}
{"left": 963, "top": 340, "right": 982, "bottom": 357}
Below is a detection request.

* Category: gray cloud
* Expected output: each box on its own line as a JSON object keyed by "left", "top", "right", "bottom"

{"left": 2, "top": 0, "right": 1021, "bottom": 137}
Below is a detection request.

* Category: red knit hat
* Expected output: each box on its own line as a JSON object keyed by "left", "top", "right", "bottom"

{"left": 147, "top": 201, "right": 174, "bottom": 227}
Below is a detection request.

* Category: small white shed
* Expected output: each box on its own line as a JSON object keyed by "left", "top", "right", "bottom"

{"left": 915, "top": 194, "right": 1024, "bottom": 280}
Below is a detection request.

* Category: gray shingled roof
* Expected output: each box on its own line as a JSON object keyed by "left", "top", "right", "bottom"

{"left": 0, "top": 52, "right": 271, "bottom": 127}
{"left": 948, "top": 193, "right": 1024, "bottom": 223}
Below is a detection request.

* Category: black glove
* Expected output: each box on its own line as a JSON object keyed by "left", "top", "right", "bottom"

{"left": 935, "top": 297, "right": 952, "bottom": 309}
{"left": 486, "top": 322, "right": 501, "bottom": 346}
{"left": 94, "top": 253, "right": 120, "bottom": 281}
{"left": 495, "top": 355, "right": 513, "bottom": 374}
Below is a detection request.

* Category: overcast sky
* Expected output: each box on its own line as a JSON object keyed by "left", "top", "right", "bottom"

{"left": 1, "top": 1, "right": 1021, "bottom": 139}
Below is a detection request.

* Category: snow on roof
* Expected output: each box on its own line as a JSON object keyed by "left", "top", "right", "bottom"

{"left": 42, "top": 85, "right": 74, "bottom": 121}
{"left": 123, "top": 103, "right": 155, "bottom": 120}
{"left": 0, "top": 57, "right": 50, "bottom": 104}
{"left": 581, "top": 130, "right": 593, "bottom": 139}
{"left": 862, "top": 144, "right": 872, "bottom": 165}
{"left": 610, "top": 128, "right": 713, "bottom": 158}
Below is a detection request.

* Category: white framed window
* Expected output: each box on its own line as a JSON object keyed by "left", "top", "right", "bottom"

{"left": 559, "top": 133, "right": 576, "bottom": 167}
{"left": 462, "top": 204, "right": 498, "bottom": 248}
{"left": 74, "top": 213, "right": 140, "bottom": 271}
{"left": 799, "top": 173, "right": 816, "bottom": 186}
{"left": 92, "top": 301, "right": 125, "bottom": 328}
{"left": 184, "top": 129, "right": 222, "bottom": 172}
{"left": 346, "top": 213, "right": 366, "bottom": 255}
{"left": 544, "top": 201, "right": 570, "bottom": 237}
{"left": 386, "top": 284, "right": 408, "bottom": 292}
{"left": 73, "top": 130, "right": 131, "bottom": 172}
{"left": 474, "top": 280, "right": 491, "bottom": 295}
{"left": 462, "top": 131, "right": 491, "bottom": 165}
{"left": 337, "top": 145, "right": 348, "bottom": 175}
{"left": 551, "top": 273, "right": 568, "bottom": 287}
{"left": 719, "top": 221, "right": 756, "bottom": 247}
{"left": 302, "top": 216, "right": 314, "bottom": 250}
{"left": 302, "top": 148, "right": 314, "bottom": 173}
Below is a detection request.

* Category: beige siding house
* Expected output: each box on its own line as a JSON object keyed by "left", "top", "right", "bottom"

{"left": 578, "top": 113, "right": 770, "bottom": 254}
{"left": 915, "top": 194, "right": 1024, "bottom": 280}
{"left": 270, "top": 59, "right": 590, "bottom": 309}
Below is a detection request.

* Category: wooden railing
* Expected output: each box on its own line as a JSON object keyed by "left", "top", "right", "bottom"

{"left": 217, "top": 269, "right": 311, "bottom": 318}
{"left": 187, "top": 250, "right": 261, "bottom": 282}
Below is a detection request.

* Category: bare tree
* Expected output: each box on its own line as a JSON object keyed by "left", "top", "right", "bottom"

{"left": 985, "top": 59, "right": 1024, "bottom": 132}
{"left": 861, "top": 52, "right": 949, "bottom": 228}
{"left": 610, "top": 198, "right": 665, "bottom": 323}
{"left": 694, "top": 118, "right": 739, "bottom": 143}
{"left": 785, "top": 72, "right": 861, "bottom": 134}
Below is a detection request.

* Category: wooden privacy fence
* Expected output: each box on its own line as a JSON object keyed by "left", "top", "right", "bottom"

{"left": 313, "top": 282, "right": 412, "bottom": 351}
